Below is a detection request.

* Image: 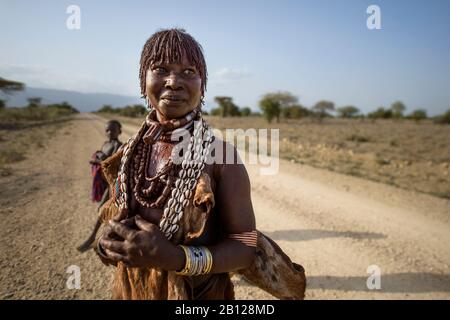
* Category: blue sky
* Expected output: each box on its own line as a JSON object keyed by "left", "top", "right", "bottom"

{"left": 1, "top": 0, "right": 449, "bottom": 115}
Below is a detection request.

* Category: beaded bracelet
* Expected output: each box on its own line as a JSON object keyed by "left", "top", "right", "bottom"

{"left": 227, "top": 230, "right": 258, "bottom": 248}
{"left": 176, "top": 245, "right": 213, "bottom": 276}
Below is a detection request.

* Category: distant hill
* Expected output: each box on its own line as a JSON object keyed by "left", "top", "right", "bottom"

{"left": 0, "top": 87, "right": 143, "bottom": 112}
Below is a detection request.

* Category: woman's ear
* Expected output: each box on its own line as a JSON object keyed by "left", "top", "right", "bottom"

{"left": 145, "top": 97, "right": 153, "bottom": 111}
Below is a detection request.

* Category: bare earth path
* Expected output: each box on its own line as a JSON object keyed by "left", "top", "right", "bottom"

{"left": 1, "top": 113, "right": 449, "bottom": 299}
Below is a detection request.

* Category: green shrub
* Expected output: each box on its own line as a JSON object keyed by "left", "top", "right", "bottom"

{"left": 97, "top": 104, "right": 146, "bottom": 117}
{"left": 408, "top": 109, "right": 427, "bottom": 122}
{"left": 240, "top": 107, "right": 251, "bottom": 117}
{"left": 368, "top": 107, "right": 393, "bottom": 119}
{"left": 0, "top": 103, "right": 78, "bottom": 122}
{"left": 435, "top": 109, "right": 450, "bottom": 124}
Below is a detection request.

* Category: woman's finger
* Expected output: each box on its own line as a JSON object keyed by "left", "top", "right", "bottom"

{"left": 108, "top": 220, "right": 136, "bottom": 241}
{"left": 135, "top": 215, "right": 156, "bottom": 232}
{"left": 103, "top": 227, "right": 121, "bottom": 241}
{"left": 104, "top": 248, "right": 127, "bottom": 263}
{"left": 120, "top": 217, "right": 136, "bottom": 227}
{"left": 100, "top": 238, "right": 127, "bottom": 254}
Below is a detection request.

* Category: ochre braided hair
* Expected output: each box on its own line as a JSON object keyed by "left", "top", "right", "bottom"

{"left": 139, "top": 28, "right": 208, "bottom": 102}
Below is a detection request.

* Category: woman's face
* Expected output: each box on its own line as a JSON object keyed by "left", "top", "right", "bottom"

{"left": 146, "top": 54, "right": 202, "bottom": 121}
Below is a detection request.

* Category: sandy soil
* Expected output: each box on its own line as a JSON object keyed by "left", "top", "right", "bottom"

{"left": 1, "top": 113, "right": 449, "bottom": 299}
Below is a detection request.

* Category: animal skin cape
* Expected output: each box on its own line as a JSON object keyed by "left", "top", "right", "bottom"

{"left": 94, "top": 148, "right": 306, "bottom": 300}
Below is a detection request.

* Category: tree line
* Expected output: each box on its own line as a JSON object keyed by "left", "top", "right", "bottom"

{"left": 0, "top": 78, "right": 79, "bottom": 121}
{"left": 97, "top": 104, "right": 147, "bottom": 117}
{"left": 210, "top": 91, "right": 450, "bottom": 124}
{"left": 2, "top": 77, "right": 448, "bottom": 125}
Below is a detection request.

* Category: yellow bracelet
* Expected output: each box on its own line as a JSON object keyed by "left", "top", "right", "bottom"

{"left": 175, "top": 245, "right": 213, "bottom": 276}
{"left": 201, "top": 246, "right": 213, "bottom": 274}
{"left": 176, "top": 245, "right": 191, "bottom": 275}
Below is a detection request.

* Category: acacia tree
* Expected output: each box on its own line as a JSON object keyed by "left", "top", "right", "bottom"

{"left": 337, "top": 105, "right": 360, "bottom": 118}
{"left": 391, "top": 101, "right": 406, "bottom": 119}
{"left": 267, "top": 92, "right": 298, "bottom": 108}
{"left": 0, "top": 77, "right": 25, "bottom": 95}
{"left": 259, "top": 95, "right": 280, "bottom": 123}
{"left": 213, "top": 96, "right": 240, "bottom": 117}
{"left": 312, "top": 100, "right": 335, "bottom": 122}
{"left": 0, "top": 78, "right": 25, "bottom": 108}
{"left": 264, "top": 92, "right": 299, "bottom": 120}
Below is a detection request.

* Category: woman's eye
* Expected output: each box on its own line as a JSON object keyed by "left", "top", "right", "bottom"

{"left": 153, "top": 67, "right": 167, "bottom": 74}
{"left": 183, "top": 69, "right": 195, "bottom": 75}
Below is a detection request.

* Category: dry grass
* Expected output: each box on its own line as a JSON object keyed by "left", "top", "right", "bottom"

{"left": 97, "top": 113, "right": 450, "bottom": 199}
{"left": 208, "top": 116, "right": 450, "bottom": 199}
{"left": 0, "top": 119, "right": 70, "bottom": 176}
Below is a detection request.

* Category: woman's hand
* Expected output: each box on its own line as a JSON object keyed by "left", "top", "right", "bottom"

{"left": 99, "top": 215, "right": 184, "bottom": 270}
{"left": 96, "top": 217, "right": 133, "bottom": 266}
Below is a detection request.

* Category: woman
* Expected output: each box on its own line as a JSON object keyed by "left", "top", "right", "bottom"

{"left": 94, "top": 28, "right": 305, "bottom": 300}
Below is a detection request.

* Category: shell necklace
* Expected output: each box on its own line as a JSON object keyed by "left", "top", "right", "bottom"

{"left": 115, "top": 108, "right": 214, "bottom": 240}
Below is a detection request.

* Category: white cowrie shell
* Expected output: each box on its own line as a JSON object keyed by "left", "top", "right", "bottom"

{"left": 167, "top": 198, "right": 175, "bottom": 208}
{"left": 163, "top": 207, "right": 170, "bottom": 216}
{"left": 160, "top": 219, "right": 167, "bottom": 230}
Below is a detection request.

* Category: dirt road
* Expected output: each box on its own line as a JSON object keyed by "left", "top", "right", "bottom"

{"left": 1, "top": 113, "right": 449, "bottom": 299}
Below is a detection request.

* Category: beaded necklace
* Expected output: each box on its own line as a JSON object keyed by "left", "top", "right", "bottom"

{"left": 115, "top": 108, "right": 214, "bottom": 240}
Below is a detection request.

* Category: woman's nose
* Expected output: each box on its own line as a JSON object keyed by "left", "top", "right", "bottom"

{"left": 165, "top": 73, "right": 182, "bottom": 90}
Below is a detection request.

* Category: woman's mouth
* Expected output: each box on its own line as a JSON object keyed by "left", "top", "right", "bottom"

{"left": 161, "top": 95, "right": 185, "bottom": 102}
{"left": 161, "top": 96, "right": 186, "bottom": 106}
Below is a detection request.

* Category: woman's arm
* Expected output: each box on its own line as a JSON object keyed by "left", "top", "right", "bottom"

{"left": 206, "top": 155, "right": 257, "bottom": 273}
{"left": 162, "top": 159, "right": 257, "bottom": 273}
{"left": 99, "top": 146, "right": 257, "bottom": 273}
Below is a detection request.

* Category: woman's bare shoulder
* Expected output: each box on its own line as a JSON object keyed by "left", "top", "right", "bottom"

{"left": 210, "top": 137, "right": 249, "bottom": 187}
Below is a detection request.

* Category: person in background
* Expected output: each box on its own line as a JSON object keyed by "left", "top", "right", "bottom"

{"left": 90, "top": 120, "right": 123, "bottom": 208}
{"left": 78, "top": 120, "right": 124, "bottom": 253}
